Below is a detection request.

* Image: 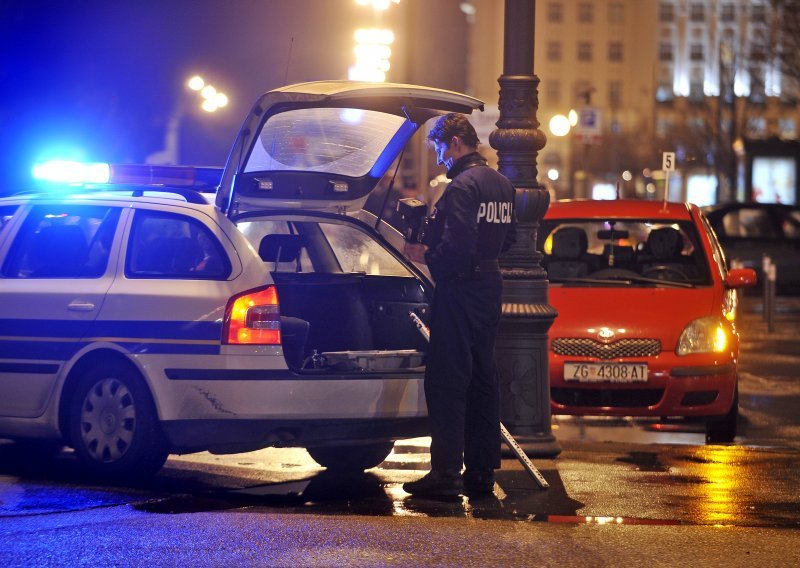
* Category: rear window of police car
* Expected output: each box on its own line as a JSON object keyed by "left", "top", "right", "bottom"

{"left": 126, "top": 210, "right": 231, "bottom": 279}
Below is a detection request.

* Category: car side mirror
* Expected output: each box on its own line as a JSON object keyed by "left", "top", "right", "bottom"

{"left": 726, "top": 267, "right": 757, "bottom": 289}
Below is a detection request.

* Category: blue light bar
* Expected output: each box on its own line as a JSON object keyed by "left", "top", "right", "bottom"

{"left": 33, "top": 160, "right": 111, "bottom": 183}
{"left": 31, "top": 161, "right": 223, "bottom": 190}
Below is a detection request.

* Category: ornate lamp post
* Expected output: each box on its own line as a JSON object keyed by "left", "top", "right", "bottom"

{"left": 490, "top": 0, "right": 560, "bottom": 457}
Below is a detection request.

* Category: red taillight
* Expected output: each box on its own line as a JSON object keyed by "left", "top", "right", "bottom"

{"left": 223, "top": 286, "right": 281, "bottom": 345}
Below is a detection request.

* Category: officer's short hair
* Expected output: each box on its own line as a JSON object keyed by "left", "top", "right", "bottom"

{"left": 427, "top": 113, "right": 480, "bottom": 149}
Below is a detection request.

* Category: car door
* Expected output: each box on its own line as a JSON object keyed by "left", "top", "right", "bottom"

{"left": 96, "top": 206, "right": 241, "bottom": 370}
{"left": 0, "top": 203, "right": 121, "bottom": 418}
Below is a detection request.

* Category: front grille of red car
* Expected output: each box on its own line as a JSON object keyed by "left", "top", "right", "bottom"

{"left": 552, "top": 388, "right": 664, "bottom": 407}
{"left": 552, "top": 338, "right": 661, "bottom": 360}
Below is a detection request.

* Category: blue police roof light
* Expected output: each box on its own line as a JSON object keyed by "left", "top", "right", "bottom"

{"left": 31, "top": 161, "right": 224, "bottom": 190}
{"left": 33, "top": 160, "right": 111, "bottom": 184}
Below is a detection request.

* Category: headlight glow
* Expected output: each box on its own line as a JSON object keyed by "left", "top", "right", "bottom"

{"left": 676, "top": 317, "right": 728, "bottom": 356}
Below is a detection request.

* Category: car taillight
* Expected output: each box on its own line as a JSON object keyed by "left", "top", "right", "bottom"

{"left": 223, "top": 286, "right": 281, "bottom": 345}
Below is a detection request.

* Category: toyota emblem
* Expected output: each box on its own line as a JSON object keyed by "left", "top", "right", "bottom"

{"left": 597, "top": 328, "right": 616, "bottom": 342}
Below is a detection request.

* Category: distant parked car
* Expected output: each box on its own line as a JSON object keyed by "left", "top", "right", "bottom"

{"left": 703, "top": 202, "right": 800, "bottom": 294}
{"left": 541, "top": 199, "right": 757, "bottom": 443}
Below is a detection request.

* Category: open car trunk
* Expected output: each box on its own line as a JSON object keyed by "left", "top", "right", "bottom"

{"left": 236, "top": 213, "right": 431, "bottom": 374}
{"left": 272, "top": 272, "right": 429, "bottom": 373}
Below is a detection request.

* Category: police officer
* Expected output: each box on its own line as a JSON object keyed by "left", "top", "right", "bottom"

{"left": 403, "top": 113, "right": 516, "bottom": 497}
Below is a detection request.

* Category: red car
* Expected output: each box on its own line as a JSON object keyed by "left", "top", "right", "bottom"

{"left": 540, "top": 200, "right": 757, "bottom": 442}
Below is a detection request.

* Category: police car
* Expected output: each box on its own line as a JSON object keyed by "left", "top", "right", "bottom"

{"left": 0, "top": 81, "right": 483, "bottom": 478}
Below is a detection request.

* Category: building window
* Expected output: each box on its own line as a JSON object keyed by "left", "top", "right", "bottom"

{"left": 578, "top": 2, "right": 593, "bottom": 23}
{"left": 690, "top": 43, "right": 704, "bottom": 61}
{"left": 609, "top": 2, "right": 624, "bottom": 24}
{"left": 688, "top": 117, "right": 706, "bottom": 130}
{"left": 608, "top": 41, "right": 623, "bottom": 62}
{"left": 751, "top": 3, "right": 766, "bottom": 23}
{"left": 547, "top": 41, "right": 562, "bottom": 61}
{"left": 545, "top": 81, "right": 561, "bottom": 105}
{"left": 656, "top": 83, "right": 674, "bottom": 103}
{"left": 750, "top": 68, "right": 766, "bottom": 104}
{"left": 659, "top": 42, "right": 674, "bottom": 61}
{"left": 656, "top": 117, "right": 674, "bottom": 136}
{"left": 690, "top": 2, "right": 705, "bottom": 22}
{"left": 721, "top": 3, "right": 736, "bottom": 22}
{"left": 688, "top": 66, "right": 705, "bottom": 101}
{"left": 750, "top": 43, "right": 766, "bottom": 62}
{"left": 609, "top": 81, "right": 623, "bottom": 107}
{"left": 779, "top": 118, "right": 797, "bottom": 139}
{"left": 574, "top": 81, "right": 594, "bottom": 105}
{"left": 747, "top": 117, "right": 767, "bottom": 137}
{"left": 547, "top": 2, "right": 563, "bottom": 23}
{"left": 659, "top": 2, "right": 675, "bottom": 22}
{"left": 577, "top": 41, "right": 592, "bottom": 62}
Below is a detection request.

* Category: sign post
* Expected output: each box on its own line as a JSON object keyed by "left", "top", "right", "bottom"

{"left": 662, "top": 151, "right": 676, "bottom": 209}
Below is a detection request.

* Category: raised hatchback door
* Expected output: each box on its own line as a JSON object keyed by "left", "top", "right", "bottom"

{"left": 216, "top": 81, "right": 484, "bottom": 215}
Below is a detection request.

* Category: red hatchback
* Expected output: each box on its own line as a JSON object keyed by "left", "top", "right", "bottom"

{"left": 540, "top": 200, "right": 757, "bottom": 442}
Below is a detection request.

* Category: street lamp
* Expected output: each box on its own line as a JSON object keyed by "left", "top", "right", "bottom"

{"left": 349, "top": 28, "right": 394, "bottom": 82}
{"left": 187, "top": 75, "right": 229, "bottom": 113}
{"left": 146, "top": 74, "right": 230, "bottom": 165}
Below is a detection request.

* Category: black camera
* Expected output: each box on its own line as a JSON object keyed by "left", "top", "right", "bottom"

{"left": 397, "top": 198, "right": 429, "bottom": 243}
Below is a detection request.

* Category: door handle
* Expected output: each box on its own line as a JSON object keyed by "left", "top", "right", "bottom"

{"left": 67, "top": 301, "right": 96, "bottom": 312}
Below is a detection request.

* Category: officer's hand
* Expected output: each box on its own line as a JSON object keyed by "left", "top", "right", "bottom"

{"left": 403, "top": 242, "right": 428, "bottom": 264}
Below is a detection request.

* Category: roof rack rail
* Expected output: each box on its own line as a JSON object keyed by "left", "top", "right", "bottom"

{"left": 125, "top": 186, "right": 210, "bottom": 204}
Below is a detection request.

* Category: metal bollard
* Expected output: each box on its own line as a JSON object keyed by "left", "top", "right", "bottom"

{"left": 767, "top": 262, "right": 777, "bottom": 333}
{"left": 762, "top": 255, "right": 771, "bottom": 322}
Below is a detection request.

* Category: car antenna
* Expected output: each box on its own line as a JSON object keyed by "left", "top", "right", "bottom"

{"left": 283, "top": 36, "right": 294, "bottom": 84}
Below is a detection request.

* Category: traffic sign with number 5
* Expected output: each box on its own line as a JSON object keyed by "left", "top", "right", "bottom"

{"left": 663, "top": 152, "right": 676, "bottom": 172}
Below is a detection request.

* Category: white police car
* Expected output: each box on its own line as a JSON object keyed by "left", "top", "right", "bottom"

{"left": 0, "top": 81, "right": 483, "bottom": 478}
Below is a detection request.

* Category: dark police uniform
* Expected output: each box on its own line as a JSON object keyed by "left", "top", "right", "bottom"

{"left": 423, "top": 151, "right": 516, "bottom": 474}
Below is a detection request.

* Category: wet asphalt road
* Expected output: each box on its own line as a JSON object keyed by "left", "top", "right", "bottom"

{"left": 1, "top": 296, "right": 799, "bottom": 566}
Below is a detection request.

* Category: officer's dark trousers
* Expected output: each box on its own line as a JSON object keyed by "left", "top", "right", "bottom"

{"left": 425, "top": 271, "right": 503, "bottom": 472}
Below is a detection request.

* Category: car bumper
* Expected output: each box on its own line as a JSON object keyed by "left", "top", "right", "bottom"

{"left": 162, "top": 416, "right": 429, "bottom": 454}
{"left": 550, "top": 362, "right": 736, "bottom": 418}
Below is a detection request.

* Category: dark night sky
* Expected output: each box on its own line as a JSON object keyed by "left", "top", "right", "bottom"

{"left": 0, "top": 0, "right": 400, "bottom": 191}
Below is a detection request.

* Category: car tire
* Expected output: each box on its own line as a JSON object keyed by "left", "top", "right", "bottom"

{"left": 307, "top": 442, "right": 395, "bottom": 472}
{"left": 68, "top": 362, "right": 169, "bottom": 479}
{"left": 705, "top": 386, "right": 738, "bottom": 444}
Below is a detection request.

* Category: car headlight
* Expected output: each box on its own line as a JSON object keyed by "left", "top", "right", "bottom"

{"left": 676, "top": 317, "right": 728, "bottom": 355}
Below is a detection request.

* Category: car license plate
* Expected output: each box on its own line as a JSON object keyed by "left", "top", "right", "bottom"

{"left": 564, "top": 362, "right": 648, "bottom": 383}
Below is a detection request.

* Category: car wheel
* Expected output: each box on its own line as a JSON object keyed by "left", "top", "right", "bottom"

{"left": 68, "top": 362, "right": 168, "bottom": 479}
{"left": 307, "top": 442, "right": 395, "bottom": 472}
{"left": 705, "top": 386, "right": 739, "bottom": 444}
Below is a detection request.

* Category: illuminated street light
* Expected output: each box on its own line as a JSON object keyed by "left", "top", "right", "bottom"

{"left": 549, "top": 114, "right": 571, "bottom": 137}
{"left": 187, "top": 75, "right": 204, "bottom": 91}
{"left": 355, "top": 0, "right": 400, "bottom": 9}
{"left": 349, "top": 27, "right": 395, "bottom": 82}
{"left": 568, "top": 109, "right": 579, "bottom": 127}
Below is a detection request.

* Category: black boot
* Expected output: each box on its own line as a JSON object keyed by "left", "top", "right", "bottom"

{"left": 402, "top": 469, "right": 463, "bottom": 497}
{"left": 462, "top": 469, "right": 495, "bottom": 495}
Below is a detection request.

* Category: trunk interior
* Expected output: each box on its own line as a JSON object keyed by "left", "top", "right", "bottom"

{"left": 271, "top": 272, "right": 430, "bottom": 373}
